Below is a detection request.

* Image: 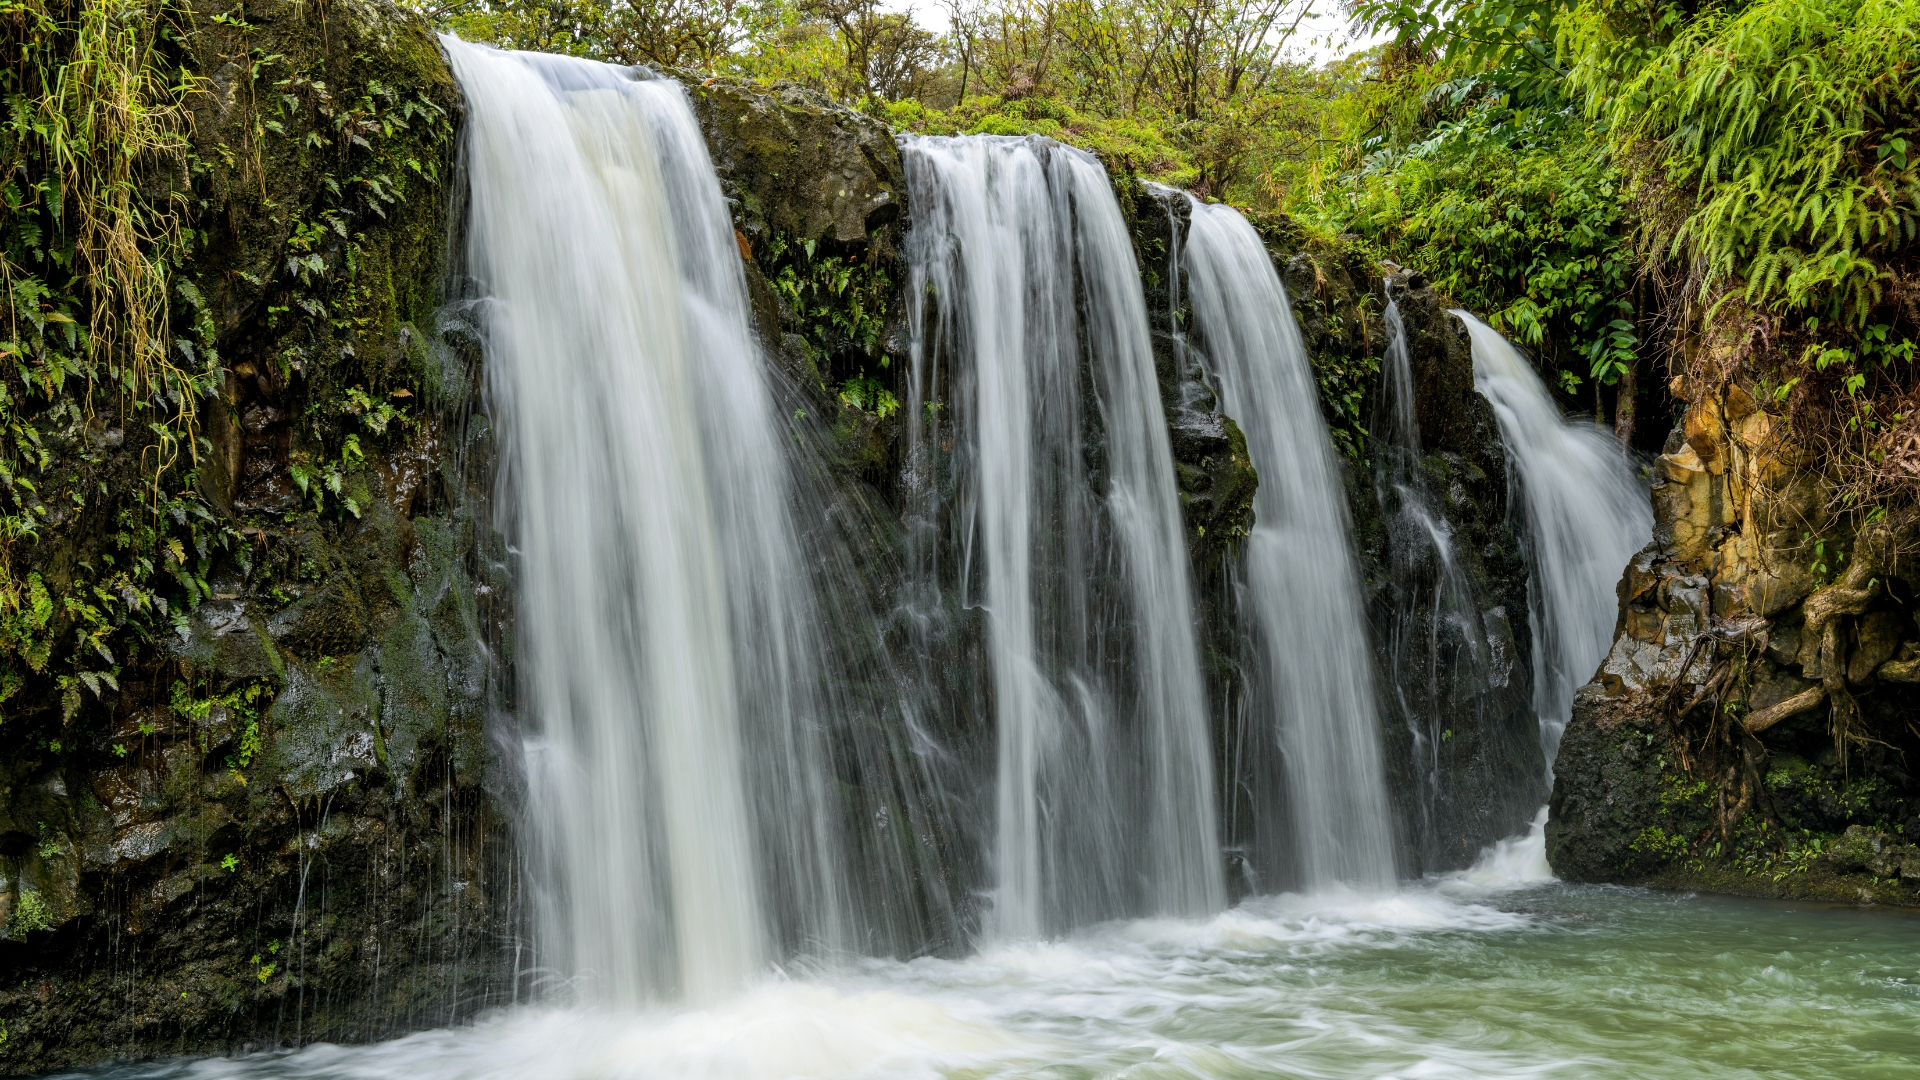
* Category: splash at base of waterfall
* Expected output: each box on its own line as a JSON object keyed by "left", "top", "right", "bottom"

{"left": 1438, "top": 807, "right": 1555, "bottom": 895}
{"left": 90, "top": 883, "right": 1920, "bottom": 1080}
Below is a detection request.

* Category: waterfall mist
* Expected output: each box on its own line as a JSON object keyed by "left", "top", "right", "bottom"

{"left": 1458, "top": 312, "right": 1652, "bottom": 768}
{"left": 1172, "top": 193, "right": 1397, "bottom": 891}
{"left": 900, "top": 136, "right": 1223, "bottom": 938}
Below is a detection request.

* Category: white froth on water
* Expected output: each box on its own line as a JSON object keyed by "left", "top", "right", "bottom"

{"left": 160, "top": 986, "right": 1036, "bottom": 1080}
{"left": 1438, "top": 807, "right": 1557, "bottom": 896}
{"left": 75, "top": 886, "right": 1920, "bottom": 1080}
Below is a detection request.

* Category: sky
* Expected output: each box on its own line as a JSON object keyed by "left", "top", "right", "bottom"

{"left": 877, "top": 3, "right": 1390, "bottom": 69}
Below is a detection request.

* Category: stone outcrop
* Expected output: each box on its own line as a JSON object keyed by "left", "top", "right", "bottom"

{"left": 1363, "top": 274, "right": 1540, "bottom": 872}
{"left": 688, "top": 78, "right": 911, "bottom": 491}
{"left": 1547, "top": 372, "right": 1920, "bottom": 903}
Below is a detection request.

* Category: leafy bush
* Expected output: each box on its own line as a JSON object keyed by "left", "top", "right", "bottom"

{"left": 1566, "top": 0, "right": 1920, "bottom": 331}
{"left": 7, "top": 888, "right": 53, "bottom": 936}
{"left": 1299, "top": 87, "right": 1635, "bottom": 391}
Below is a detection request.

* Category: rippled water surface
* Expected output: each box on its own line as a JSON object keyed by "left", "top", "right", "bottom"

{"left": 59, "top": 877, "right": 1920, "bottom": 1080}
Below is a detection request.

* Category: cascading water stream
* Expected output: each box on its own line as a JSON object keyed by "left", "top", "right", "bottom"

{"left": 1172, "top": 193, "right": 1396, "bottom": 891}
{"left": 449, "top": 40, "right": 858, "bottom": 1003}
{"left": 1374, "top": 288, "right": 1510, "bottom": 866}
{"left": 1379, "top": 291, "right": 1464, "bottom": 849}
{"left": 1457, "top": 312, "right": 1652, "bottom": 773}
{"left": 901, "top": 136, "right": 1223, "bottom": 937}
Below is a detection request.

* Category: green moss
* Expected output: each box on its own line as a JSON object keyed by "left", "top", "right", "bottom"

{"left": 8, "top": 889, "right": 53, "bottom": 936}
{"left": 1659, "top": 772, "right": 1711, "bottom": 812}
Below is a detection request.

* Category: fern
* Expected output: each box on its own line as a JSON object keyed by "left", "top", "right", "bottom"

{"left": 1567, "top": 0, "right": 1920, "bottom": 328}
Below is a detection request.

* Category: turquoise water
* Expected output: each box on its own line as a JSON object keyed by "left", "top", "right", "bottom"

{"left": 58, "top": 880, "right": 1920, "bottom": 1080}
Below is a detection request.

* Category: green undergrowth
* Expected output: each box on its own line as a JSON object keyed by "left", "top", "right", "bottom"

{"left": 1296, "top": 83, "right": 1633, "bottom": 397}
{"left": 1348, "top": 0, "right": 1920, "bottom": 514}
{"left": 1307, "top": 292, "right": 1382, "bottom": 463}
{"left": 1626, "top": 743, "right": 1913, "bottom": 892}
{"left": 0, "top": 0, "right": 455, "bottom": 741}
{"left": 760, "top": 229, "right": 903, "bottom": 431}
{"left": 1, "top": 0, "right": 230, "bottom": 721}
{"left": 764, "top": 230, "right": 890, "bottom": 367}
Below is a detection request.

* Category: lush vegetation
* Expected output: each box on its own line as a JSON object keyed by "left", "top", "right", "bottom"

{"left": 1, "top": 0, "right": 220, "bottom": 719}
{"left": 1347, "top": 0, "right": 1919, "bottom": 492}
{"left": 1, "top": 1, "right": 452, "bottom": 736}
{"left": 412, "top": 0, "right": 1345, "bottom": 195}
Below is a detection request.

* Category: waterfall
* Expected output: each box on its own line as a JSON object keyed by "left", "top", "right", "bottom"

{"left": 1457, "top": 312, "right": 1652, "bottom": 768}
{"left": 901, "top": 136, "right": 1223, "bottom": 937}
{"left": 448, "top": 40, "right": 856, "bottom": 1003}
{"left": 1174, "top": 195, "right": 1397, "bottom": 891}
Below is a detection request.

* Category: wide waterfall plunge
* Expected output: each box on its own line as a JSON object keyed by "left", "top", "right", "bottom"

{"left": 449, "top": 41, "right": 868, "bottom": 1003}
{"left": 442, "top": 38, "right": 1642, "bottom": 1004}
{"left": 1459, "top": 312, "right": 1652, "bottom": 768}
{"left": 900, "top": 136, "right": 1223, "bottom": 937}
{"left": 1170, "top": 193, "right": 1397, "bottom": 890}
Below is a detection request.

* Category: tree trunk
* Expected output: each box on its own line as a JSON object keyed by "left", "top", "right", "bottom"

{"left": 1615, "top": 355, "right": 1637, "bottom": 447}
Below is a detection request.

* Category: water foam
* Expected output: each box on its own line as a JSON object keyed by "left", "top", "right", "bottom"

{"left": 1439, "top": 807, "right": 1556, "bottom": 896}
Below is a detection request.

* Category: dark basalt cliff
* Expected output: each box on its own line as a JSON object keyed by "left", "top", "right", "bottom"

{"left": 1363, "top": 275, "right": 1540, "bottom": 871}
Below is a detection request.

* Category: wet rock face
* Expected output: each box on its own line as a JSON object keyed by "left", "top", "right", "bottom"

{"left": 1547, "top": 373, "right": 1920, "bottom": 904}
{"left": 1545, "top": 685, "right": 1677, "bottom": 883}
{"left": 689, "top": 79, "right": 905, "bottom": 250}
{"left": 1829, "top": 824, "right": 1920, "bottom": 882}
{"left": 0, "top": 3, "right": 514, "bottom": 1071}
{"left": 688, "top": 79, "right": 909, "bottom": 493}
{"left": 1122, "top": 188, "right": 1260, "bottom": 569}
{"left": 1364, "top": 274, "right": 1540, "bottom": 872}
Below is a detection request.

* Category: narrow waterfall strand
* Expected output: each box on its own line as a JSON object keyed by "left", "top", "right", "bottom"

{"left": 1060, "top": 154, "right": 1223, "bottom": 922}
{"left": 1457, "top": 312, "right": 1652, "bottom": 770}
{"left": 901, "top": 136, "right": 1222, "bottom": 936}
{"left": 1181, "top": 196, "right": 1397, "bottom": 891}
